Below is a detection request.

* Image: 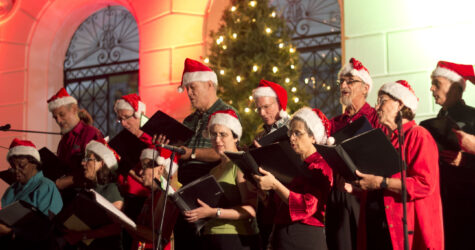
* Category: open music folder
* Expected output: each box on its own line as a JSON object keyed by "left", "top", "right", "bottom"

{"left": 169, "top": 174, "right": 225, "bottom": 232}
{"left": 56, "top": 189, "right": 136, "bottom": 245}
{"left": 226, "top": 140, "right": 305, "bottom": 184}
{"left": 315, "top": 128, "right": 400, "bottom": 182}
{"left": 109, "top": 110, "right": 194, "bottom": 174}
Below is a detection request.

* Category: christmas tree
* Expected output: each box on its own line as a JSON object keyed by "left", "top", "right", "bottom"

{"left": 207, "top": 0, "right": 309, "bottom": 145}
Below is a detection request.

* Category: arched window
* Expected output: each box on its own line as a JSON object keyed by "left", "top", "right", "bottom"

{"left": 273, "top": 0, "right": 341, "bottom": 118}
{"left": 63, "top": 6, "right": 139, "bottom": 137}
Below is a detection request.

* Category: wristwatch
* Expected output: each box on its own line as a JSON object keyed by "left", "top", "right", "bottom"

{"left": 190, "top": 147, "right": 196, "bottom": 159}
{"left": 216, "top": 207, "right": 221, "bottom": 218}
{"left": 380, "top": 177, "right": 388, "bottom": 189}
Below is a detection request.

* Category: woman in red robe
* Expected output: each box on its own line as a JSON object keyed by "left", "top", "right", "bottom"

{"left": 348, "top": 80, "right": 444, "bottom": 250}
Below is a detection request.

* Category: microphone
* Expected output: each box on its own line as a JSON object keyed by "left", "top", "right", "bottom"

{"left": 158, "top": 143, "right": 186, "bottom": 155}
{"left": 0, "top": 124, "right": 11, "bottom": 131}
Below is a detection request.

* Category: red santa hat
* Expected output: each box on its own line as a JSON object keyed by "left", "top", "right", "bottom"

{"left": 114, "top": 93, "right": 146, "bottom": 118}
{"left": 178, "top": 58, "right": 218, "bottom": 93}
{"left": 140, "top": 147, "right": 178, "bottom": 176}
{"left": 379, "top": 80, "right": 419, "bottom": 113}
{"left": 431, "top": 61, "right": 475, "bottom": 91}
{"left": 338, "top": 58, "right": 373, "bottom": 92}
{"left": 86, "top": 139, "right": 121, "bottom": 170}
{"left": 47, "top": 88, "right": 78, "bottom": 112}
{"left": 252, "top": 79, "right": 289, "bottom": 118}
{"left": 207, "top": 109, "right": 242, "bottom": 140}
{"left": 291, "top": 107, "right": 334, "bottom": 145}
{"left": 7, "top": 138, "right": 41, "bottom": 162}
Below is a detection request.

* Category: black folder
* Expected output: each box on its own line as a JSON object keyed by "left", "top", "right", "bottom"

{"left": 257, "top": 126, "right": 289, "bottom": 146}
{"left": 56, "top": 189, "right": 136, "bottom": 244}
{"left": 141, "top": 110, "right": 194, "bottom": 145}
{"left": 331, "top": 116, "right": 373, "bottom": 144}
{"left": 0, "top": 168, "right": 15, "bottom": 185}
{"left": 170, "top": 174, "right": 225, "bottom": 232}
{"left": 420, "top": 117, "right": 460, "bottom": 151}
{"left": 0, "top": 200, "right": 50, "bottom": 228}
{"left": 315, "top": 128, "right": 400, "bottom": 182}
{"left": 39, "top": 147, "right": 67, "bottom": 181}
{"left": 224, "top": 151, "right": 262, "bottom": 185}
{"left": 226, "top": 140, "right": 305, "bottom": 184}
{"left": 109, "top": 129, "right": 148, "bottom": 174}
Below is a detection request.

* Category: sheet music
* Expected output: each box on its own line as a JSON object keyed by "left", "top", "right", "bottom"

{"left": 89, "top": 189, "right": 137, "bottom": 229}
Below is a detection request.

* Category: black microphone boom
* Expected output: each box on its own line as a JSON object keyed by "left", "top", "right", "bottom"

{"left": 158, "top": 144, "right": 186, "bottom": 155}
{"left": 0, "top": 124, "right": 11, "bottom": 131}
{"left": 0, "top": 124, "right": 61, "bottom": 135}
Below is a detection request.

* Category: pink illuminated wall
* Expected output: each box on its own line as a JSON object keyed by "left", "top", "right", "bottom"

{"left": 0, "top": 0, "right": 230, "bottom": 198}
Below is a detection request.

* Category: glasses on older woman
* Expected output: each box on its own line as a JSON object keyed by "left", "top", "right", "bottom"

{"left": 209, "top": 131, "right": 231, "bottom": 140}
{"left": 287, "top": 129, "right": 307, "bottom": 138}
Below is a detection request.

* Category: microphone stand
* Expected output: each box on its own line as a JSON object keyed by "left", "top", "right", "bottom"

{"left": 155, "top": 148, "right": 176, "bottom": 250}
{"left": 396, "top": 112, "right": 409, "bottom": 250}
{"left": 1, "top": 126, "right": 61, "bottom": 135}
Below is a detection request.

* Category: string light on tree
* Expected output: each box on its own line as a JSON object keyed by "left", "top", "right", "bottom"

{"left": 291, "top": 87, "right": 297, "bottom": 92}
{"left": 294, "top": 97, "right": 299, "bottom": 103}
{"left": 289, "top": 47, "right": 295, "bottom": 53}
{"left": 204, "top": 57, "right": 209, "bottom": 63}
{"left": 216, "top": 36, "right": 224, "bottom": 45}
{"left": 207, "top": 0, "right": 308, "bottom": 144}
{"left": 222, "top": 45, "right": 227, "bottom": 50}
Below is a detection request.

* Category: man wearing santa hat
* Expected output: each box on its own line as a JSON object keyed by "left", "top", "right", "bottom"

{"left": 428, "top": 60, "right": 475, "bottom": 248}
{"left": 252, "top": 79, "right": 290, "bottom": 146}
{"left": 174, "top": 58, "right": 239, "bottom": 250}
{"left": 326, "top": 58, "right": 381, "bottom": 250}
{"left": 47, "top": 88, "right": 103, "bottom": 192}
{"left": 250, "top": 79, "right": 289, "bottom": 248}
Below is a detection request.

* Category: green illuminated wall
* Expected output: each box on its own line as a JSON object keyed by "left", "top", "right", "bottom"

{"left": 343, "top": 0, "right": 475, "bottom": 121}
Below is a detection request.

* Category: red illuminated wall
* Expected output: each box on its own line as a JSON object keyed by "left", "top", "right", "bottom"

{"left": 0, "top": 0, "right": 230, "bottom": 198}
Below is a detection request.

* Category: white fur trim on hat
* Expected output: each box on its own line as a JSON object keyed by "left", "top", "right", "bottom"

{"left": 208, "top": 113, "right": 242, "bottom": 140}
{"left": 380, "top": 82, "right": 419, "bottom": 113}
{"left": 48, "top": 96, "right": 77, "bottom": 112}
{"left": 182, "top": 71, "right": 218, "bottom": 88}
{"left": 338, "top": 64, "right": 373, "bottom": 93}
{"left": 252, "top": 86, "right": 278, "bottom": 98}
{"left": 140, "top": 148, "right": 159, "bottom": 161}
{"left": 7, "top": 146, "right": 41, "bottom": 162}
{"left": 86, "top": 141, "right": 118, "bottom": 170}
{"left": 156, "top": 156, "right": 178, "bottom": 176}
{"left": 114, "top": 99, "right": 146, "bottom": 118}
{"left": 431, "top": 67, "right": 466, "bottom": 90}
{"left": 291, "top": 107, "right": 328, "bottom": 145}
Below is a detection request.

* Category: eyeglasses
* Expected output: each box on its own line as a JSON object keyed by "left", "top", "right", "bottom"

{"left": 336, "top": 79, "right": 362, "bottom": 86}
{"left": 82, "top": 157, "right": 99, "bottom": 163}
{"left": 209, "top": 132, "right": 230, "bottom": 140}
{"left": 375, "top": 97, "right": 392, "bottom": 106}
{"left": 117, "top": 114, "right": 134, "bottom": 124}
{"left": 287, "top": 130, "right": 307, "bottom": 138}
